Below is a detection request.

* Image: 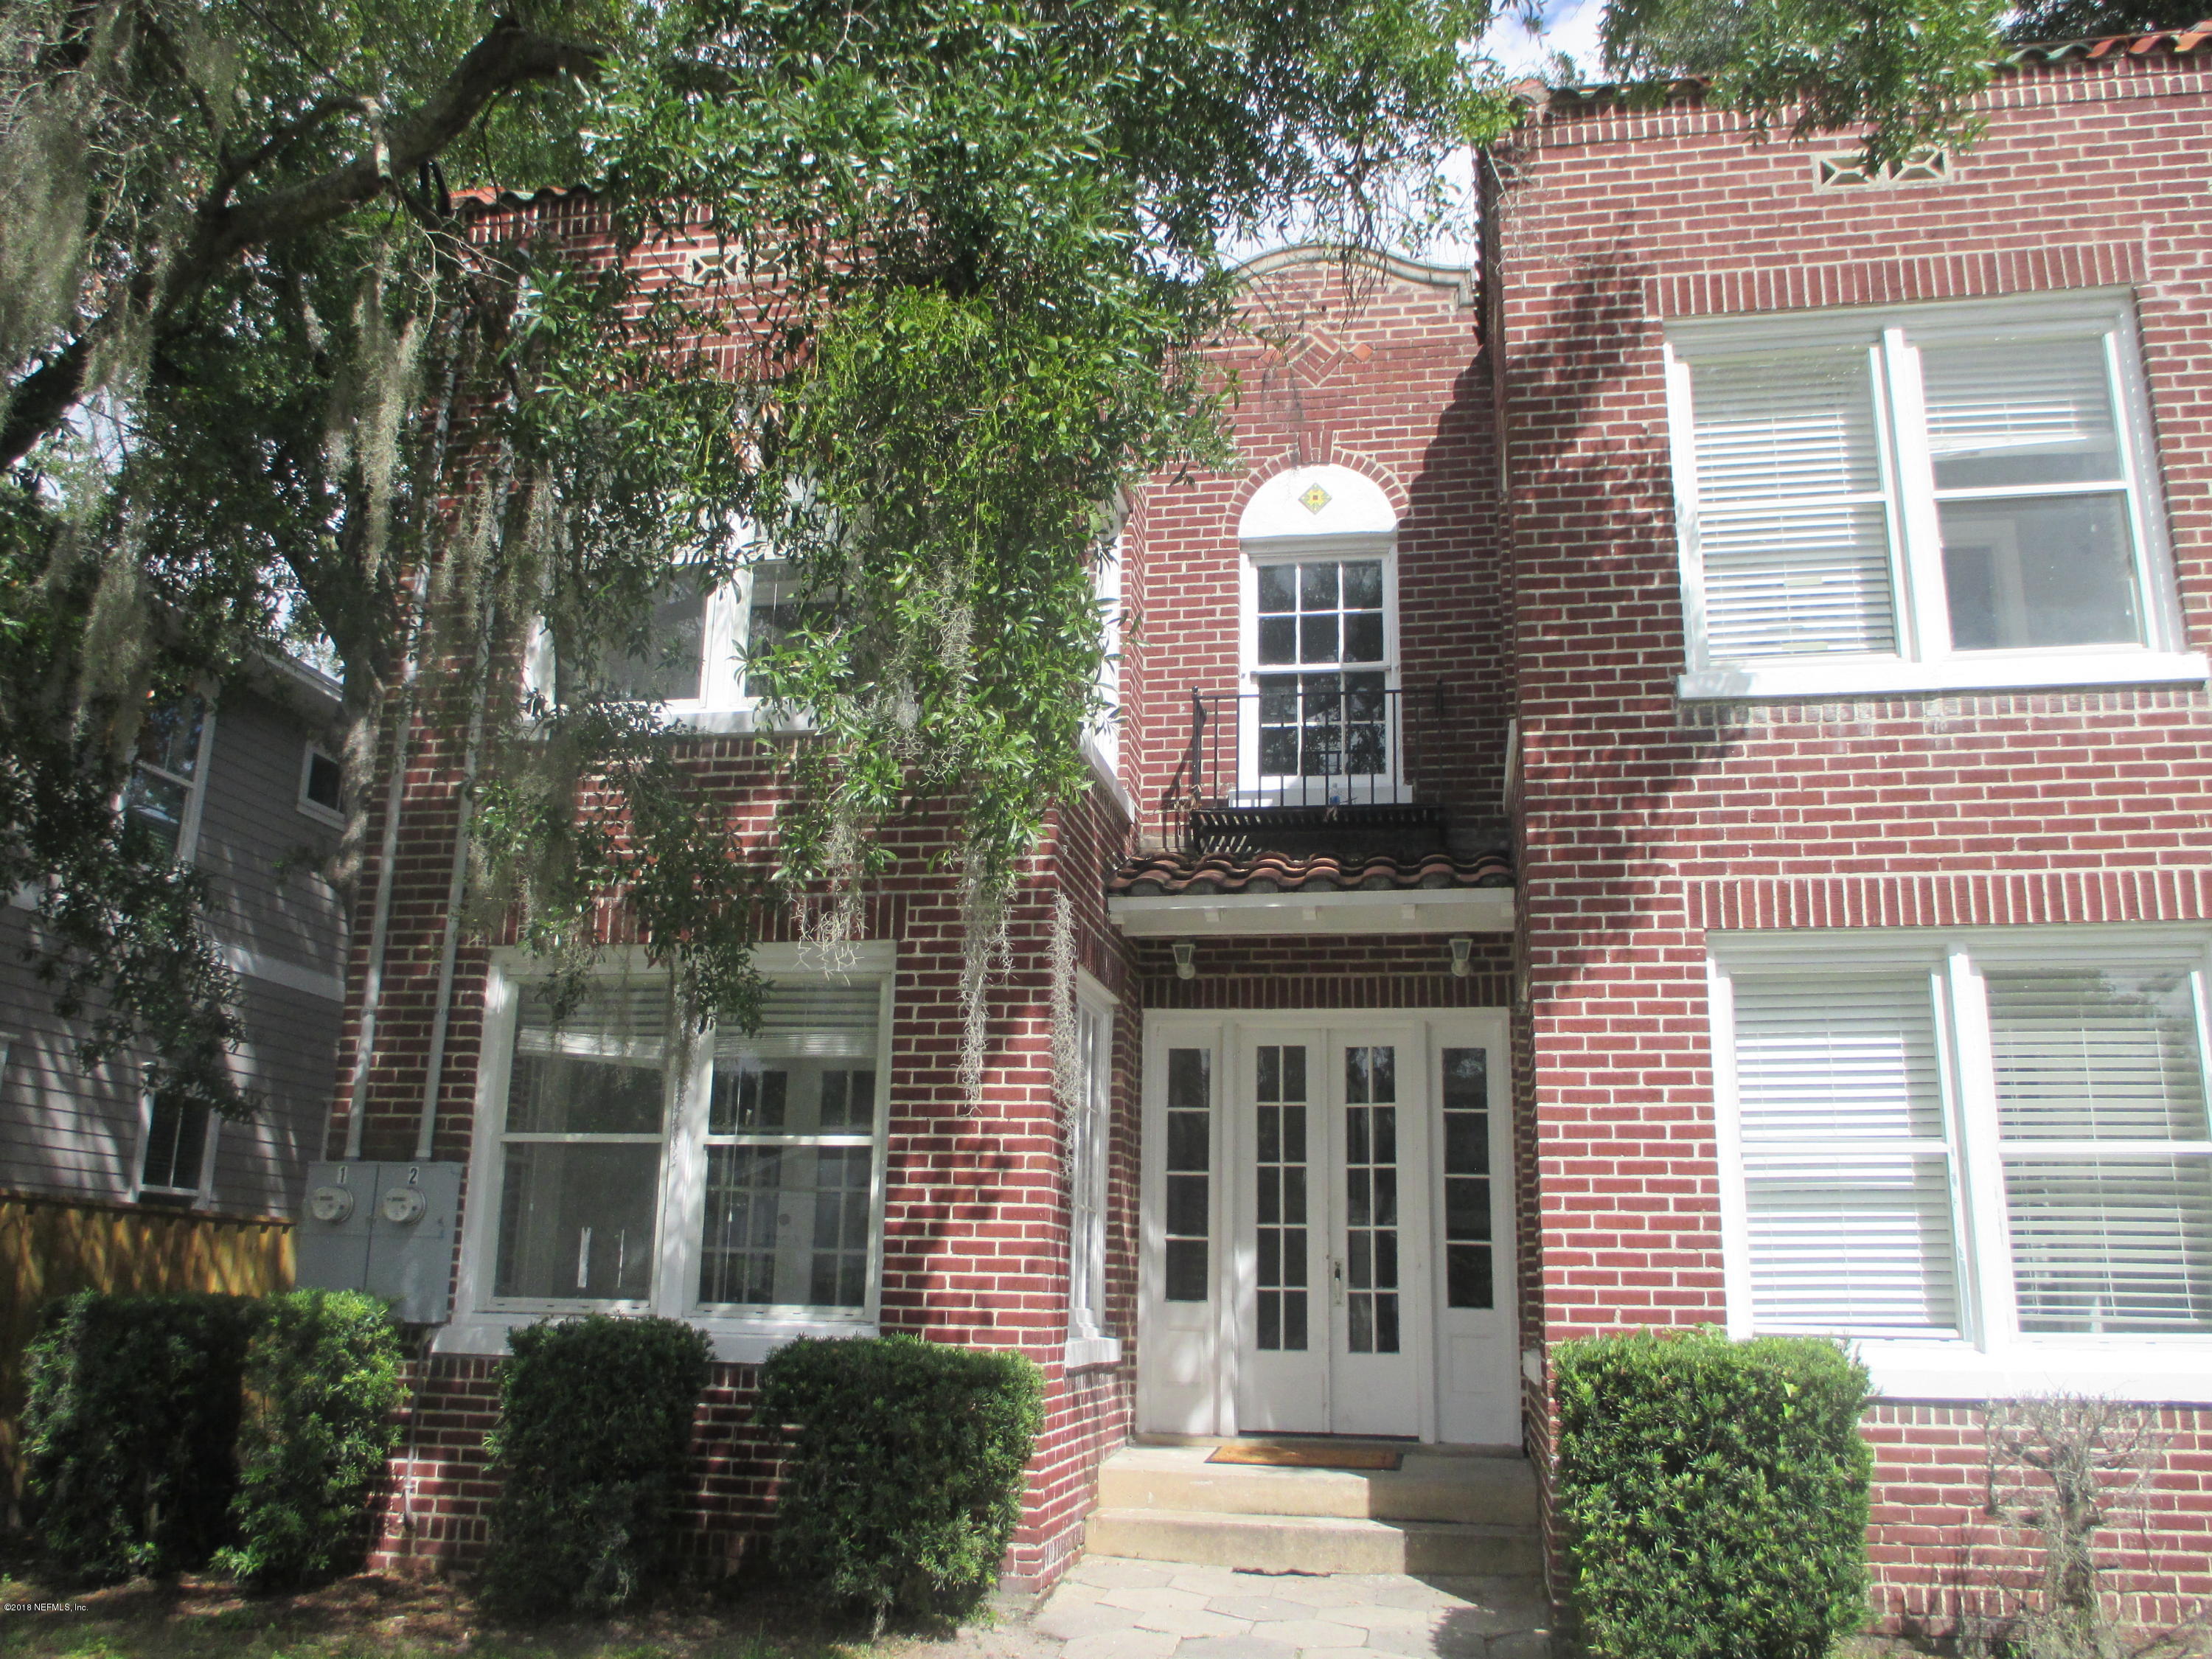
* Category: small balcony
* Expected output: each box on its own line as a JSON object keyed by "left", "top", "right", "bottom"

{"left": 1164, "top": 682, "right": 1448, "bottom": 859}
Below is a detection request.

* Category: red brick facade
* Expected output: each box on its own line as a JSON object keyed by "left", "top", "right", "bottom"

{"left": 1498, "top": 41, "right": 2212, "bottom": 1632}
{"left": 327, "top": 35, "right": 2212, "bottom": 1636}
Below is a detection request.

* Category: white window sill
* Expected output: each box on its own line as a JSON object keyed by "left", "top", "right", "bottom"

{"left": 439, "top": 1313, "right": 877, "bottom": 1365}
{"left": 1838, "top": 1336, "right": 2212, "bottom": 1403}
{"left": 1063, "top": 1335, "right": 1123, "bottom": 1371}
{"left": 1679, "top": 650, "right": 2210, "bottom": 703}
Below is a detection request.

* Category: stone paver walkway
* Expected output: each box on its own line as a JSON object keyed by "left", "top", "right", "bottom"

{"left": 1023, "top": 1554, "right": 1554, "bottom": 1659}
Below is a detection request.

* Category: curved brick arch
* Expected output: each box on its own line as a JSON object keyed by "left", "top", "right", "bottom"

{"left": 1222, "top": 447, "right": 1412, "bottom": 528}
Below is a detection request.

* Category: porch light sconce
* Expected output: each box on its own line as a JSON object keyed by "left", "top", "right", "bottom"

{"left": 1172, "top": 939, "right": 1197, "bottom": 981}
{"left": 1449, "top": 936, "right": 1474, "bottom": 978}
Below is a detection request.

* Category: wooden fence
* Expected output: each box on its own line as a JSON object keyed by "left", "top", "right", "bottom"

{"left": 0, "top": 1191, "right": 293, "bottom": 1499}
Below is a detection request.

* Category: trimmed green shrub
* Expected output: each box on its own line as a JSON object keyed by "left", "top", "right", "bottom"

{"left": 1554, "top": 1329, "right": 1874, "bottom": 1659}
{"left": 20, "top": 1291, "right": 257, "bottom": 1580}
{"left": 481, "top": 1314, "right": 713, "bottom": 1615}
{"left": 757, "top": 1334, "right": 1044, "bottom": 1629}
{"left": 215, "top": 1290, "right": 405, "bottom": 1587}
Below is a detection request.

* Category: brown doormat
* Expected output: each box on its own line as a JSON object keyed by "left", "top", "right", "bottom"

{"left": 1208, "top": 1442, "right": 1402, "bottom": 1471}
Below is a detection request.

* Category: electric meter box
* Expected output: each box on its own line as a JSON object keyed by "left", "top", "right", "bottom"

{"left": 294, "top": 1161, "right": 463, "bottom": 1324}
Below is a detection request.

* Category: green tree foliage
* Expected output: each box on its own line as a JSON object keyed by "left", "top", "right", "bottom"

{"left": 19, "top": 1292, "right": 257, "bottom": 1581}
{"left": 756, "top": 1335, "right": 1045, "bottom": 1630}
{"left": 215, "top": 1290, "right": 406, "bottom": 1588}
{"left": 0, "top": 0, "right": 2069, "bottom": 1099}
{"left": 481, "top": 1314, "right": 713, "bottom": 1615}
{"left": 1552, "top": 1329, "right": 1874, "bottom": 1659}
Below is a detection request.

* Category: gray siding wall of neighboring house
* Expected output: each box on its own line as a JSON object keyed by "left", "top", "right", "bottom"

{"left": 0, "top": 678, "right": 349, "bottom": 1220}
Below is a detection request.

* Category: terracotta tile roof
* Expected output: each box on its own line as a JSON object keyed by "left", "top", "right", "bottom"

{"left": 1110, "top": 849, "right": 1512, "bottom": 898}
{"left": 1538, "top": 18, "right": 2211, "bottom": 116}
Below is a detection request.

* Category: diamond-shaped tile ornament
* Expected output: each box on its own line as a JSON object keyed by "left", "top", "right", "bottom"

{"left": 1298, "top": 482, "right": 1332, "bottom": 515}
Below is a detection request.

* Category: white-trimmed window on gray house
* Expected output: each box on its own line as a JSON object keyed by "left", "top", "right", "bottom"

{"left": 454, "top": 951, "right": 894, "bottom": 1359}
{"left": 1666, "top": 291, "right": 2200, "bottom": 700}
{"left": 136, "top": 1088, "right": 215, "bottom": 1206}
{"left": 1711, "top": 934, "right": 2212, "bottom": 1399}
{"left": 1066, "top": 975, "right": 1119, "bottom": 1368}
{"left": 124, "top": 698, "right": 215, "bottom": 860}
{"left": 298, "top": 742, "right": 345, "bottom": 827}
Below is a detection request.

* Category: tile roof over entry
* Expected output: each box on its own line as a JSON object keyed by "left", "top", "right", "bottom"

{"left": 1110, "top": 850, "right": 1512, "bottom": 897}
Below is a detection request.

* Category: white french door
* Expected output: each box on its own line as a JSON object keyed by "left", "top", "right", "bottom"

{"left": 1137, "top": 1011, "right": 1517, "bottom": 1446}
{"left": 1236, "top": 1028, "right": 1427, "bottom": 1436}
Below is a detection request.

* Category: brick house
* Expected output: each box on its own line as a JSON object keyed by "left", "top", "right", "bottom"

{"left": 318, "top": 21, "right": 2211, "bottom": 1637}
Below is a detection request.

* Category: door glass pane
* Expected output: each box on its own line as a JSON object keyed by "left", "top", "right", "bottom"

{"left": 1164, "top": 1048, "right": 1211, "bottom": 1301}
{"left": 1343, "top": 1046, "right": 1401, "bottom": 1354}
{"left": 1255, "top": 1044, "right": 1310, "bottom": 1352}
{"left": 1441, "top": 1047, "right": 1494, "bottom": 1310}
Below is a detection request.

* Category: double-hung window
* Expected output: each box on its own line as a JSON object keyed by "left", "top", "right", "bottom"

{"left": 458, "top": 949, "right": 893, "bottom": 1356}
{"left": 528, "top": 556, "right": 807, "bottom": 731}
{"left": 124, "top": 698, "right": 214, "bottom": 860}
{"left": 136, "top": 1088, "right": 215, "bottom": 1206}
{"left": 1712, "top": 935, "right": 2212, "bottom": 1397}
{"left": 1065, "top": 976, "right": 1119, "bottom": 1367}
{"left": 1666, "top": 292, "right": 2198, "bottom": 699}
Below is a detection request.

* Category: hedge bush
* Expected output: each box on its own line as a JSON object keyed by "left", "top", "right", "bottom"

{"left": 757, "top": 1335, "right": 1043, "bottom": 1629}
{"left": 1554, "top": 1329, "right": 1874, "bottom": 1659}
{"left": 20, "top": 1292, "right": 257, "bottom": 1579}
{"left": 215, "top": 1290, "right": 405, "bottom": 1587}
{"left": 480, "top": 1315, "right": 713, "bottom": 1615}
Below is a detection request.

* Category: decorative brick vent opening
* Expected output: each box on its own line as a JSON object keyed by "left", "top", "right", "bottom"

{"left": 1814, "top": 149, "right": 1952, "bottom": 188}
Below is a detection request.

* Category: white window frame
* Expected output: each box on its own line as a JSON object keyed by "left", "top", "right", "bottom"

{"left": 1065, "top": 970, "right": 1121, "bottom": 1369}
{"left": 444, "top": 941, "right": 896, "bottom": 1363}
{"left": 133, "top": 1086, "right": 219, "bottom": 1206}
{"left": 1666, "top": 289, "right": 2204, "bottom": 700}
{"left": 296, "top": 742, "right": 346, "bottom": 828}
{"left": 521, "top": 554, "right": 808, "bottom": 735}
{"left": 1236, "top": 535, "right": 1404, "bottom": 805}
{"left": 125, "top": 696, "right": 218, "bottom": 863}
{"left": 1709, "top": 925, "right": 2212, "bottom": 1402}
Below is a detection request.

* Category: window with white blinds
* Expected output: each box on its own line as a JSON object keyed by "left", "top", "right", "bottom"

{"left": 1670, "top": 296, "right": 2171, "bottom": 686}
{"left": 1722, "top": 947, "right": 2212, "bottom": 1349}
{"left": 1985, "top": 970, "right": 2212, "bottom": 1335}
{"left": 1733, "top": 975, "right": 1960, "bottom": 1334}
{"left": 480, "top": 972, "right": 889, "bottom": 1324}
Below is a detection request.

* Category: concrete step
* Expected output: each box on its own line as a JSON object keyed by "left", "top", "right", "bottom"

{"left": 1100, "top": 1443, "right": 1539, "bottom": 1526}
{"left": 1084, "top": 1506, "right": 1544, "bottom": 1577}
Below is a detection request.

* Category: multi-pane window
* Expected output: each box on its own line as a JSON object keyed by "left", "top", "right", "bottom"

{"left": 124, "top": 699, "right": 209, "bottom": 859}
{"left": 1668, "top": 295, "right": 2179, "bottom": 689}
{"left": 487, "top": 975, "right": 886, "bottom": 1320}
{"left": 1067, "top": 992, "right": 1113, "bottom": 1342}
{"left": 1162, "top": 1048, "right": 1211, "bottom": 1301}
{"left": 1441, "top": 1048, "right": 1495, "bottom": 1310}
{"left": 138, "top": 1090, "right": 212, "bottom": 1203}
{"left": 1719, "top": 945, "right": 2212, "bottom": 1345}
{"left": 702, "top": 982, "right": 880, "bottom": 1311}
{"left": 1253, "top": 559, "right": 1391, "bottom": 782}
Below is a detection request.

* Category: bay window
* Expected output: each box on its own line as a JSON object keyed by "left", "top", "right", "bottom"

{"left": 1666, "top": 291, "right": 2199, "bottom": 699}
{"left": 1712, "top": 934, "right": 2212, "bottom": 1395}
{"left": 456, "top": 950, "right": 893, "bottom": 1356}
